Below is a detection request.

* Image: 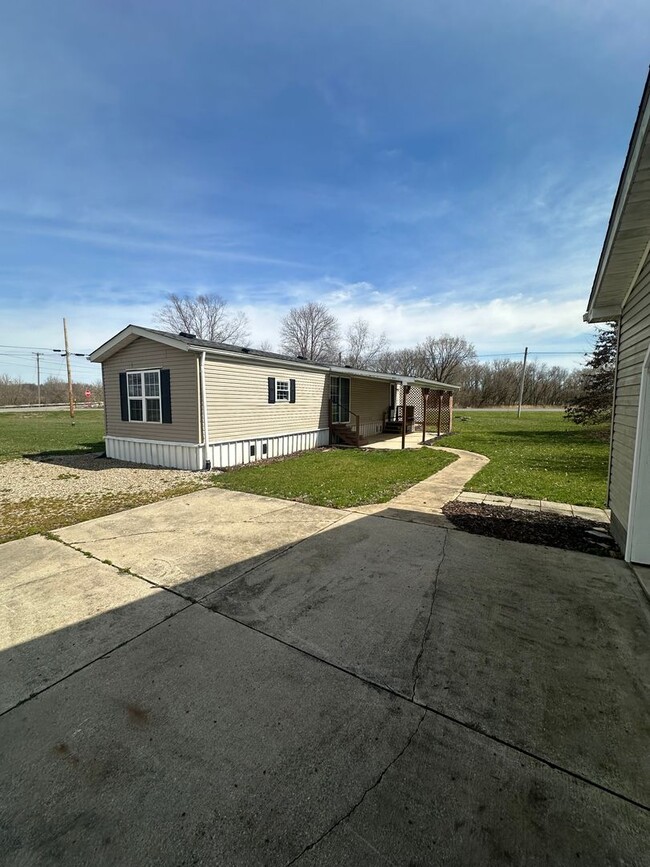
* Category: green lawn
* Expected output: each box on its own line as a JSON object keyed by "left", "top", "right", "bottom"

{"left": 443, "top": 410, "right": 610, "bottom": 507}
{"left": 0, "top": 410, "right": 105, "bottom": 461}
{"left": 213, "top": 447, "right": 458, "bottom": 508}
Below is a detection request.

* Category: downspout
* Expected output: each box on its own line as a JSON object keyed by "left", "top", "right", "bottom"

{"left": 199, "top": 351, "right": 211, "bottom": 470}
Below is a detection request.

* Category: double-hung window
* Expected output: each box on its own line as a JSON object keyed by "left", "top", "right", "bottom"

{"left": 127, "top": 370, "right": 161, "bottom": 423}
{"left": 275, "top": 379, "right": 290, "bottom": 401}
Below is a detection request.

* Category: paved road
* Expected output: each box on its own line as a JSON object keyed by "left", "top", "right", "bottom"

{"left": 1, "top": 488, "right": 648, "bottom": 864}
{"left": 455, "top": 406, "right": 564, "bottom": 411}
{"left": 0, "top": 404, "right": 102, "bottom": 413}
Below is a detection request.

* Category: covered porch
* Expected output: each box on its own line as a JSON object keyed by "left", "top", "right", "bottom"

{"left": 327, "top": 367, "right": 459, "bottom": 449}
{"left": 364, "top": 431, "right": 437, "bottom": 450}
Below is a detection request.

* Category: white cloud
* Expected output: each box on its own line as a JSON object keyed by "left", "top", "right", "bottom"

{"left": 242, "top": 289, "right": 587, "bottom": 349}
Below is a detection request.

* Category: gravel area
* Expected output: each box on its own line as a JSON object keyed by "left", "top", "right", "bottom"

{"left": 442, "top": 501, "right": 621, "bottom": 558}
{"left": 0, "top": 453, "right": 213, "bottom": 504}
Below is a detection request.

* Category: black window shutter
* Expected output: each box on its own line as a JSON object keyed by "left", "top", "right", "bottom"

{"left": 160, "top": 369, "right": 172, "bottom": 423}
{"left": 289, "top": 379, "right": 296, "bottom": 403}
{"left": 119, "top": 372, "right": 129, "bottom": 421}
{"left": 268, "top": 377, "right": 276, "bottom": 403}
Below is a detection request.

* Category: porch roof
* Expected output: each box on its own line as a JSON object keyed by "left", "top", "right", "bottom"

{"left": 329, "top": 365, "right": 459, "bottom": 391}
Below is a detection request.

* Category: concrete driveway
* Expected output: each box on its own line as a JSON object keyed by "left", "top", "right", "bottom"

{"left": 1, "top": 488, "right": 648, "bottom": 865}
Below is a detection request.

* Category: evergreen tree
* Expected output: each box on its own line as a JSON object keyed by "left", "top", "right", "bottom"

{"left": 565, "top": 324, "right": 617, "bottom": 425}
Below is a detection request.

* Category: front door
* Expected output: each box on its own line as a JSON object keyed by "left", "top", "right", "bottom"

{"left": 330, "top": 376, "right": 350, "bottom": 423}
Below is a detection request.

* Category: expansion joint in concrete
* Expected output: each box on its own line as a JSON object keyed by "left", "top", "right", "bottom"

{"left": 43, "top": 532, "right": 196, "bottom": 604}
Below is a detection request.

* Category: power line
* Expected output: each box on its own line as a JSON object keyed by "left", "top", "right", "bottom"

{"left": 0, "top": 342, "right": 92, "bottom": 353}
{"left": 473, "top": 351, "right": 586, "bottom": 358}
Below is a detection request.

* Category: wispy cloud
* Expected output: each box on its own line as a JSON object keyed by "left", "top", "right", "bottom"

{"left": 0, "top": 0, "right": 644, "bottom": 379}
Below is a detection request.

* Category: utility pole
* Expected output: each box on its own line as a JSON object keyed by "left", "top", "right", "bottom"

{"left": 63, "top": 318, "right": 75, "bottom": 424}
{"left": 53, "top": 319, "right": 86, "bottom": 425}
{"left": 517, "top": 346, "right": 528, "bottom": 418}
{"left": 32, "top": 352, "right": 43, "bottom": 406}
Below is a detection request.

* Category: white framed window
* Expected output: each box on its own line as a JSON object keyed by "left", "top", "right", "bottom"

{"left": 275, "top": 379, "right": 290, "bottom": 401}
{"left": 127, "top": 370, "right": 162, "bottom": 423}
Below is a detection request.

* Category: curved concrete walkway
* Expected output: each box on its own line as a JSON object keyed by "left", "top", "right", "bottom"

{"left": 353, "top": 446, "right": 489, "bottom": 523}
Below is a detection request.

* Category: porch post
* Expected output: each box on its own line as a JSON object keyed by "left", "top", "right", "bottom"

{"left": 401, "top": 384, "right": 410, "bottom": 450}
{"left": 421, "top": 388, "right": 430, "bottom": 443}
{"left": 437, "top": 392, "right": 442, "bottom": 437}
{"left": 328, "top": 397, "right": 333, "bottom": 446}
{"left": 448, "top": 391, "right": 454, "bottom": 434}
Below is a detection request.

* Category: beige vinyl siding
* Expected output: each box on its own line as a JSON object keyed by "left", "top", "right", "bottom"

{"left": 608, "top": 258, "right": 650, "bottom": 536}
{"left": 349, "top": 376, "right": 391, "bottom": 426}
{"left": 102, "top": 337, "right": 200, "bottom": 443}
{"left": 205, "top": 356, "right": 328, "bottom": 441}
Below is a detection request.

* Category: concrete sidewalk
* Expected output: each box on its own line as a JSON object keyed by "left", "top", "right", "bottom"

{"left": 1, "top": 487, "right": 648, "bottom": 865}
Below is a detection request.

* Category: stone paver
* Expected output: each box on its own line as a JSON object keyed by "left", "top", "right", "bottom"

{"left": 455, "top": 492, "right": 610, "bottom": 523}
{"left": 455, "top": 492, "right": 487, "bottom": 504}
{"left": 540, "top": 500, "right": 578, "bottom": 516}
{"left": 483, "top": 494, "right": 513, "bottom": 506}
{"left": 572, "top": 505, "right": 611, "bottom": 522}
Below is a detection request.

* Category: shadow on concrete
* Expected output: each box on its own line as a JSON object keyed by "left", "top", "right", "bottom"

{"left": 1, "top": 491, "right": 649, "bottom": 864}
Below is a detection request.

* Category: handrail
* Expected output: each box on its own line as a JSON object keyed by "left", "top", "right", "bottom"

{"left": 328, "top": 398, "right": 360, "bottom": 442}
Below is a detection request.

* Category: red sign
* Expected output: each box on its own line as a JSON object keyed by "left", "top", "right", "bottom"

{"left": 85, "top": 389, "right": 91, "bottom": 398}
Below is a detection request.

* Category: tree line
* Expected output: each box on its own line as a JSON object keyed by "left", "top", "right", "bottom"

{"left": 156, "top": 293, "right": 584, "bottom": 408}
{"left": 0, "top": 375, "right": 102, "bottom": 407}
{"left": 1, "top": 295, "right": 608, "bottom": 411}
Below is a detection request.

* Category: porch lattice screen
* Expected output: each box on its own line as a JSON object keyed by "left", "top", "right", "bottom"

{"left": 400, "top": 386, "right": 454, "bottom": 439}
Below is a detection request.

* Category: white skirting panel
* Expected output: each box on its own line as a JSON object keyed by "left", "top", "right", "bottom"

{"left": 359, "top": 421, "right": 383, "bottom": 437}
{"left": 105, "top": 436, "right": 203, "bottom": 470}
{"left": 208, "top": 428, "right": 329, "bottom": 469}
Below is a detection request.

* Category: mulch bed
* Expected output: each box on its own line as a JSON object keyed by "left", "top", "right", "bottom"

{"left": 442, "top": 501, "right": 621, "bottom": 558}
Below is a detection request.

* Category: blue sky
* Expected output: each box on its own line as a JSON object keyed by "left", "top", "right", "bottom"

{"left": 1, "top": 1, "right": 648, "bottom": 382}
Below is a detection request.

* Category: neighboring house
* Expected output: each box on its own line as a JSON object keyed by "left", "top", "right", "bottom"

{"left": 89, "top": 325, "right": 458, "bottom": 471}
{"left": 585, "top": 70, "right": 650, "bottom": 565}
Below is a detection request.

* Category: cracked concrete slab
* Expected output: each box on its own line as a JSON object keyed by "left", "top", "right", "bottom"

{"left": 293, "top": 712, "right": 649, "bottom": 866}
{"left": 206, "top": 513, "right": 448, "bottom": 695}
{"left": 0, "top": 535, "right": 186, "bottom": 713}
{"left": 55, "top": 487, "right": 346, "bottom": 600}
{"left": 3, "top": 483, "right": 648, "bottom": 863}
{"left": 0, "top": 604, "right": 423, "bottom": 866}
{"left": 207, "top": 511, "right": 650, "bottom": 807}
{"left": 414, "top": 530, "right": 650, "bottom": 807}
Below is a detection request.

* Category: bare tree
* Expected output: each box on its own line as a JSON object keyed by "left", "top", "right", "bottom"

{"left": 258, "top": 339, "right": 275, "bottom": 353}
{"left": 0, "top": 374, "right": 103, "bottom": 406}
{"left": 417, "top": 334, "right": 477, "bottom": 383}
{"left": 155, "top": 293, "right": 249, "bottom": 344}
{"left": 280, "top": 302, "right": 341, "bottom": 362}
{"left": 375, "top": 348, "right": 424, "bottom": 377}
{"left": 343, "top": 319, "right": 389, "bottom": 369}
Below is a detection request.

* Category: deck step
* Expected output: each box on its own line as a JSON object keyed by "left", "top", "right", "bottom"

{"left": 331, "top": 424, "right": 368, "bottom": 447}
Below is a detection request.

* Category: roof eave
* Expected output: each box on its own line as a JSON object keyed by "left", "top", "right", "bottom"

{"left": 88, "top": 325, "right": 192, "bottom": 362}
{"left": 583, "top": 306, "right": 622, "bottom": 325}
{"left": 196, "top": 345, "right": 328, "bottom": 372}
{"left": 585, "top": 69, "right": 650, "bottom": 321}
